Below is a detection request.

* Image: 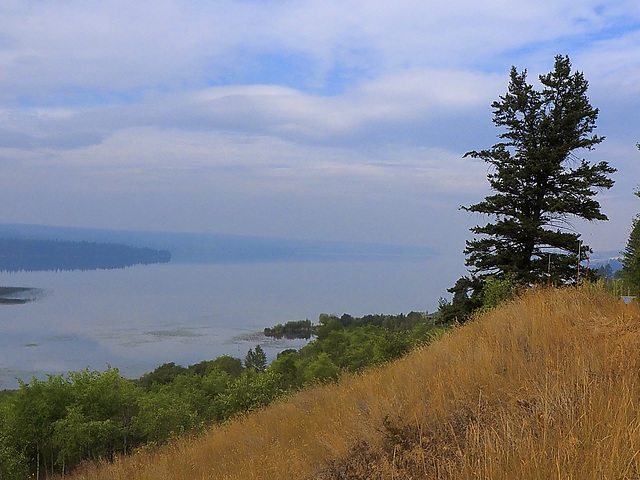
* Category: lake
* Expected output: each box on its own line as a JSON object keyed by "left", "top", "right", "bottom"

{"left": 0, "top": 256, "right": 460, "bottom": 389}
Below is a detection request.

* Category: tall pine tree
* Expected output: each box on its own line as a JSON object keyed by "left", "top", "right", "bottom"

{"left": 621, "top": 145, "right": 640, "bottom": 292}
{"left": 463, "top": 55, "right": 615, "bottom": 287}
{"left": 621, "top": 203, "right": 640, "bottom": 291}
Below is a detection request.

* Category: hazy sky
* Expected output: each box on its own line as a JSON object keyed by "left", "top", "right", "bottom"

{"left": 1, "top": 1, "right": 639, "bottom": 259}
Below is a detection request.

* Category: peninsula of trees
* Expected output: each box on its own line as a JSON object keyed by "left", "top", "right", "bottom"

{"left": 0, "top": 238, "right": 171, "bottom": 272}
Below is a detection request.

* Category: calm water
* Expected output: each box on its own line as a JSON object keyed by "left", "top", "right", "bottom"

{"left": 0, "top": 257, "right": 459, "bottom": 389}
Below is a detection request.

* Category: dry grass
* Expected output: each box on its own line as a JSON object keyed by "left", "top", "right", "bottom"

{"left": 67, "top": 287, "right": 640, "bottom": 479}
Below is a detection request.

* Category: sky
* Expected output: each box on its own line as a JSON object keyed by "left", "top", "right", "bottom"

{"left": 1, "top": 0, "right": 640, "bottom": 263}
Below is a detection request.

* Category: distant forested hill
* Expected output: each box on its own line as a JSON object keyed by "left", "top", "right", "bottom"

{"left": 0, "top": 238, "right": 171, "bottom": 272}
{"left": 0, "top": 223, "right": 434, "bottom": 264}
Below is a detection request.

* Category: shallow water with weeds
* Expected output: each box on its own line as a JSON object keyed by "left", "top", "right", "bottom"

{"left": 0, "top": 257, "right": 450, "bottom": 388}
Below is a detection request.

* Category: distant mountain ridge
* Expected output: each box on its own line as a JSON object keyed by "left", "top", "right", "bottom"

{"left": 0, "top": 223, "right": 435, "bottom": 265}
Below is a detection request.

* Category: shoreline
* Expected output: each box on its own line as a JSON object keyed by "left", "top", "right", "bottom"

{"left": 0, "top": 286, "right": 41, "bottom": 305}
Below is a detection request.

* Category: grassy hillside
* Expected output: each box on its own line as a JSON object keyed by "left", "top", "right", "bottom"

{"left": 67, "top": 287, "right": 640, "bottom": 479}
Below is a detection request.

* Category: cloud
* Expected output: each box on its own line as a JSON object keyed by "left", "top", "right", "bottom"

{"left": 0, "top": 0, "right": 638, "bottom": 249}
{"left": 579, "top": 29, "right": 640, "bottom": 94}
{"left": 1, "top": 0, "right": 638, "bottom": 103}
{"left": 0, "top": 67, "right": 504, "bottom": 155}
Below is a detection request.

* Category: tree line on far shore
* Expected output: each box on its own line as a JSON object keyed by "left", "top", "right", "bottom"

{"left": 0, "top": 238, "right": 171, "bottom": 272}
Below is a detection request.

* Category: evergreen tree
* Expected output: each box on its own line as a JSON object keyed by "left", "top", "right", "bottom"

{"left": 621, "top": 147, "right": 640, "bottom": 291}
{"left": 244, "top": 345, "right": 267, "bottom": 372}
{"left": 463, "top": 55, "right": 615, "bottom": 287}
{"left": 621, "top": 210, "right": 640, "bottom": 290}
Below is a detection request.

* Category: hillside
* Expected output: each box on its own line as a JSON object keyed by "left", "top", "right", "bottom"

{"left": 68, "top": 287, "right": 640, "bottom": 479}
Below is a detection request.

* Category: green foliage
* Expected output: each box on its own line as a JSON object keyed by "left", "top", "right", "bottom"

{"left": 244, "top": 345, "right": 267, "bottom": 372}
{"left": 220, "top": 370, "right": 284, "bottom": 416}
{"left": 595, "top": 262, "right": 616, "bottom": 280}
{"left": 479, "top": 273, "right": 519, "bottom": 311}
{"left": 298, "top": 312, "right": 442, "bottom": 378}
{"left": 374, "top": 330, "right": 412, "bottom": 363}
{"left": 0, "top": 309, "right": 447, "bottom": 478}
{"left": 621, "top": 186, "right": 640, "bottom": 294}
{"left": 302, "top": 353, "right": 339, "bottom": 384}
{"left": 264, "top": 319, "right": 313, "bottom": 339}
{"left": 0, "top": 368, "right": 140, "bottom": 477}
{"left": 621, "top": 219, "right": 640, "bottom": 285}
{"left": 0, "top": 439, "right": 28, "bottom": 480}
{"left": 186, "top": 356, "right": 243, "bottom": 378}
{"left": 137, "top": 362, "right": 188, "bottom": 389}
{"left": 438, "top": 274, "right": 521, "bottom": 321}
{"left": 269, "top": 350, "right": 299, "bottom": 389}
{"left": 463, "top": 55, "right": 615, "bottom": 290}
{"left": 437, "top": 276, "right": 484, "bottom": 323}
{"left": 134, "top": 386, "right": 198, "bottom": 443}
{"left": 208, "top": 355, "right": 244, "bottom": 378}
{"left": 315, "top": 315, "right": 344, "bottom": 340}
{"left": 0, "top": 401, "right": 29, "bottom": 479}
{"left": 4, "top": 375, "right": 71, "bottom": 477}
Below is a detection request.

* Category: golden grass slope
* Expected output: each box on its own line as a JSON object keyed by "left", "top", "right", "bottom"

{"left": 69, "top": 287, "right": 640, "bottom": 479}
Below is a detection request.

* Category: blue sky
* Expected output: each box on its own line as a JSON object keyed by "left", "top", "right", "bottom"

{"left": 1, "top": 0, "right": 639, "bottom": 262}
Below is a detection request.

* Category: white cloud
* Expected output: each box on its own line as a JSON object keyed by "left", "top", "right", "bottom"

{"left": 1, "top": 0, "right": 638, "bottom": 102}
{"left": 579, "top": 30, "right": 640, "bottom": 94}
{"left": 0, "top": 66, "right": 504, "bottom": 153}
{"left": 0, "top": 0, "right": 638, "bottom": 248}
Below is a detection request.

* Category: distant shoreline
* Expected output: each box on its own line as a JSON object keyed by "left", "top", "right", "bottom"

{"left": 0, "top": 287, "right": 42, "bottom": 305}
{"left": 0, "top": 237, "right": 171, "bottom": 273}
